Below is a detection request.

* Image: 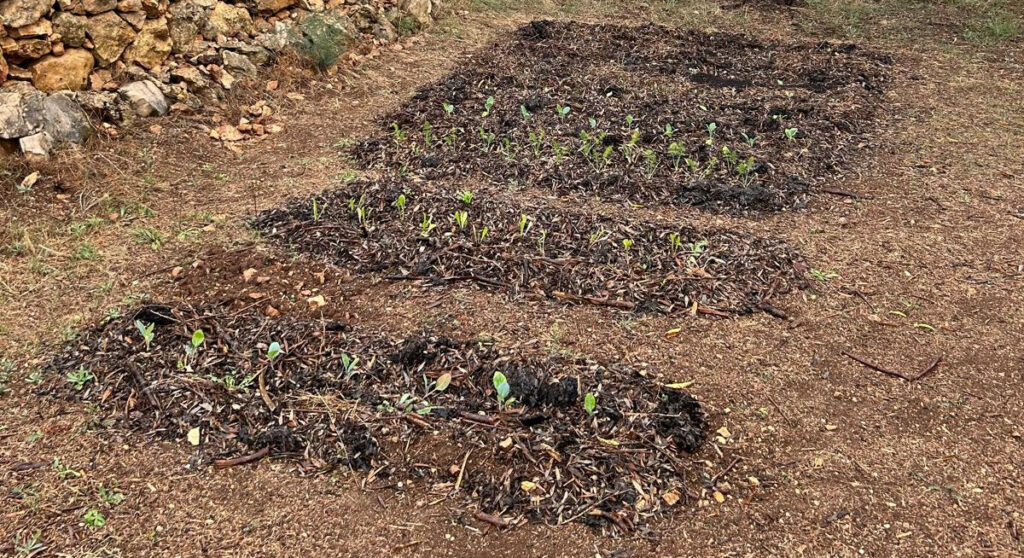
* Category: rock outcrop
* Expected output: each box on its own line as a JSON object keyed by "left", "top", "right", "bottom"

{"left": 0, "top": 0, "right": 438, "bottom": 156}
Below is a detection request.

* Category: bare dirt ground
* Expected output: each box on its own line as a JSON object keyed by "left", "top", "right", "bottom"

{"left": 2, "top": 0, "right": 1023, "bottom": 556}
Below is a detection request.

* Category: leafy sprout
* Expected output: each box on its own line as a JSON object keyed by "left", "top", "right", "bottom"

{"left": 66, "top": 366, "right": 94, "bottom": 391}
{"left": 556, "top": 104, "right": 571, "bottom": 118}
{"left": 135, "top": 320, "right": 154, "bottom": 350}
{"left": 267, "top": 341, "right": 282, "bottom": 361}
{"left": 395, "top": 194, "right": 407, "bottom": 215}
{"left": 453, "top": 210, "right": 469, "bottom": 230}
{"left": 442, "top": 101, "right": 454, "bottom": 115}
{"left": 583, "top": 393, "right": 596, "bottom": 415}
{"left": 481, "top": 96, "right": 495, "bottom": 117}
{"left": 420, "top": 213, "right": 436, "bottom": 237}
{"left": 456, "top": 190, "right": 474, "bottom": 205}
{"left": 520, "top": 105, "right": 531, "bottom": 121}
{"left": 784, "top": 127, "right": 799, "bottom": 141}
{"left": 706, "top": 122, "right": 718, "bottom": 145}
{"left": 664, "top": 123, "right": 676, "bottom": 137}
{"left": 622, "top": 238, "right": 634, "bottom": 251}
{"left": 492, "top": 371, "right": 511, "bottom": 406}
{"left": 311, "top": 198, "right": 323, "bottom": 222}
{"left": 83, "top": 509, "right": 106, "bottom": 528}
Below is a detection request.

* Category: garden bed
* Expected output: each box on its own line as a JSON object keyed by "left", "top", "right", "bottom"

{"left": 46, "top": 303, "right": 707, "bottom": 533}
{"left": 352, "top": 21, "right": 891, "bottom": 213}
{"left": 253, "top": 179, "right": 805, "bottom": 315}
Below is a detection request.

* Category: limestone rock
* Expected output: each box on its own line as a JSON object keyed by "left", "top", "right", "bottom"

{"left": 221, "top": 49, "right": 255, "bottom": 76}
{"left": 119, "top": 10, "right": 145, "bottom": 29}
{"left": 86, "top": 11, "right": 136, "bottom": 66}
{"left": 9, "top": 19, "right": 53, "bottom": 38}
{"left": 167, "top": 0, "right": 206, "bottom": 53}
{"left": 207, "top": 2, "right": 252, "bottom": 38}
{"left": 30, "top": 48, "right": 93, "bottom": 91}
{"left": 41, "top": 92, "right": 93, "bottom": 142}
{"left": 400, "top": 0, "right": 431, "bottom": 26}
{"left": 0, "top": 0, "right": 53, "bottom": 28}
{"left": 255, "top": 0, "right": 294, "bottom": 13}
{"left": 0, "top": 53, "right": 8, "bottom": 83}
{"left": 123, "top": 16, "right": 170, "bottom": 69}
{"left": 53, "top": 12, "right": 89, "bottom": 48}
{"left": 4, "top": 37, "right": 51, "bottom": 61}
{"left": 19, "top": 130, "right": 52, "bottom": 156}
{"left": 0, "top": 87, "right": 44, "bottom": 137}
{"left": 139, "top": 0, "right": 163, "bottom": 17}
{"left": 67, "top": 0, "right": 117, "bottom": 14}
{"left": 117, "top": 79, "right": 167, "bottom": 116}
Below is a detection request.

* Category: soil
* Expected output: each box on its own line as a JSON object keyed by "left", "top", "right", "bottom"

{"left": 1, "top": 1, "right": 1023, "bottom": 556}
{"left": 352, "top": 21, "right": 892, "bottom": 213}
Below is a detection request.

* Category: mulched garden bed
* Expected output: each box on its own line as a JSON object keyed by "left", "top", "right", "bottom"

{"left": 46, "top": 303, "right": 708, "bottom": 534}
{"left": 252, "top": 179, "right": 805, "bottom": 316}
{"left": 351, "top": 21, "right": 892, "bottom": 213}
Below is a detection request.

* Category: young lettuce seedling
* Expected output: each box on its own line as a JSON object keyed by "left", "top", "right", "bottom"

{"left": 556, "top": 104, "right": 571, "bottom": 118}
{"left": 442, "top": 101, "right": 454, "bottom": 115}
{"left": 420, "top": 213, "right": 436, "bottom": 237}
{"left": 395, "top": 194, "right": 407, "bottom": 216}
{"left": 481, "top": 96, "right": 495, "bottom": 117}
{"left": 267, "top": 341, "right": 282, "bottom": 362}
{"left": 784, "top": 127, "right": 799, "bottom": 141}
{"left": 453, "top": 210, "right": 468, "bottom": 230}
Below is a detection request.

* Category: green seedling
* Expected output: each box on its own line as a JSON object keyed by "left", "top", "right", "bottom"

{"left": 395, "top": 194, "right": 407, "bottom": 215}
{"left": 98, "top": 484, "right": 125, "bottom": 506}
{"left": 420, "top": 213, "right": 436, "bottom": 237}
{"left": 341, "top": 353, "right": 359, "bottom": 378}
{"left": 454, "top": 210, "right": 469, "bottom": 230}
{"left": 356, "top": 206, "right": 371, "bottom": 226}
{"left": 664, "top": 123, "right": 676, "bottom": 137}
{"left": 422, "top": 121, "right": 434, "bottom": 147}
{"left": 556, "top": 104, "right": 571, "bottom": 118}
{"left": 83, "top": 509, "right": 106, "bottom": 528}
{"left": 479, "top": 127, "right": 496, "bottom": 150}
{"left": 809, "top": 269, "right": 838, "bottom": 282}
{"left": 457, "top": 190, "right": 474, "bottom": 205}
{"left": 668, "top": 232, "right": 683, "bottom": 253}
{"left": 784, "top": 127, "right": 798, "bottom": 141}
{"left": 54, "top": 458, "right": 81, "bottom": 479}
{"left": 668, "top": 142, "right": 687, "bottom": 171}
{"left": 622, "top": 238, "right": 634, "bottom": 251}
{"left": 443, "top": 129, "right": 458, "bottom": 146}
{"left": 642, "top": 149, "right": 658, "bottom": 179}
{"left": 442, "top": 101, "right": 454, "bottom": 115}
{"left": 311, "top": 198, "right": 323, "bottom": 222}
{"left": 475, "top": 225, "right": 489, "bottom": 242}
{"left": 589, "top": 226, "right": 609, "bottom": 247}
{"left": 66, "top": 366, "right": 94, "bottom": 391}
{"left": 135, "top": 320, "right": 154, "bottom": 350}
{"left": 741, "top": 132, "right": 757, "bottom": 147}
{"left": 528, "top": 130, "right": 545, "bottom": 156}
{"left": 390, "top": 122, "right": 406, "bottom": 143}
{"left": 520, "top": 105, "right": 531, "bottom": 121}
{"left": 481, "top": 96, "right": 495, "bottom": 117}
{"left": 588, "top": 117, "right": 598, "bottom": 128}
{"left": 583, "top": 393, "right": 596, "bottom": 415}
{"left": 625, "top": 114, "right": 635, "bottom": 127}
{"left": 551, "top": 141, "right": 568, "bottom": 163}
{"left": 518, "top": 214, "right": 532, "bottom": 236}
{"left": 706, "top": 122, "right": 718, "bottom": 145}
{"left": 267, "top": 341, "right": 282, "bottom": 361}
{"left": 492, "top": 371, "right": 510, "bottom": 405}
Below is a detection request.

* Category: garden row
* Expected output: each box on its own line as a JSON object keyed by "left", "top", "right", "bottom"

{"left": 353, "top": 21, "right": 891, "bottom": 213}
{"left": 46, "top": 303, "right": 706, "bottom": 532}
{"left": 253, "top": 178, "right": 804, "bottom": 315}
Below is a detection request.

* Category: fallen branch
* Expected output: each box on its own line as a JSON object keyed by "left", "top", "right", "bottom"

{"left": 842, "top": 351, "right": 944, "bottom": 382}
{"left": 459, "top": 411, "right": 496, "bottom": 426}
{"left": 213, "top": 446, "right": 270, "bottom": 469}
{"left": 822, "top": 187, "right": 873, "bottom": 200}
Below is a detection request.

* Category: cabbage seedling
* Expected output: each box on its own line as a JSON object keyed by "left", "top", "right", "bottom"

{"left": 583, "top": 393, "right": 596, "bottom": 415}
{"left": 481, "top": 96, "right": 495, "bottom": 117}
{"left": 642, "top": 149, "right": 658, "bottom": 179}
{"left": 528, "top": 130, "right": 545, "bottom": 156}
{"left": 520, "top": 105, "right": 531, "bottom": 121}
{"left": 705, "top": 122, "right": 718, "bottom": 145}
{"left": 784, "top": 127, "right": 798, "bottom": 141}
{"left": 741, "top": 132, "right": 757, "bottom": 147}
{"left": 135, "top": 320, "right": 154, "bottom": 350}
{"left": 492, "top": 371, "right": 510, "bottom": 405}
{"left": 556, "top": 104, "right": 571, "bottom": 118}
{"left": 478, "top": 127, "right": 496, "bottom": 150}
{"left": 664, "top": 123, "right": 676, "bottom": 137}
{"left": 442, "top": 101, "right": 454, "bottom": 115}
{"left": 622, "top": 238, "right": 634, "bottom": 251}
{"left": 267, "top": 341, "right": 282, "bottom": 361}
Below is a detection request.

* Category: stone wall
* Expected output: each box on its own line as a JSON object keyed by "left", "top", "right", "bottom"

{"left": 0, "top": 0, "right": 436, "bottom": 155}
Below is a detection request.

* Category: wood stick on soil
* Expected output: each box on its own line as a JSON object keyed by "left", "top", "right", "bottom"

{"left": 459, "top": 411, "right": 496, "bottom": 426}
{"left": 213, "top": 446, "right": 270, "bottom": 469}
{"left": 453, "top": 449, "right": 472, "bottom": 494}
{"left": 473, "top": 511, "right": 509, "bottom": 528}
{"left": 842, "top": 351, "right": 944, "bottom": 381}
{"left": 821, "top": 187, "right": 873, "bottom": 200}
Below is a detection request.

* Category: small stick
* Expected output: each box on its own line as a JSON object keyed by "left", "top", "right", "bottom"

{"left": 766, "top": 394, "right": 795, "bottom": 426}
{"left": 821, "top": 187, "right": 872, "bottom": 200}
{"left": 842, "top": 351, "right": 909, "bottom": 380}
{"left": 459, "top": 411, "right": 496, "bottom": 426}
{"left": 473, "top": 511, "right": 508, "bottom": 528}
{"left": 710, "top": 456, "right": 744, "bottom": 485}
{"left": 453, "top": 449, "right": 472, "bottom": 494}
{"left": 756, "top": 301, "right": 789, "bottom": 320}
{"left": 404, "top": 413, "right": 430, "bottom": 429}
{"left": 213, "top": 446, "right": 270, "bottom": 469}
